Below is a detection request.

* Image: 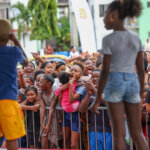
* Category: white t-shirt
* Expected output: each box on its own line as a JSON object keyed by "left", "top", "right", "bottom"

{"left": 69, "top": 51, "right": 79, "bottom": 58}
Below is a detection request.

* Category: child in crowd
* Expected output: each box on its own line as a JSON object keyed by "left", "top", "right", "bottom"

{"left": 92, "top": 0, "right": 148, "bottom": 150}
{"left": 53, "top": 61, "right": 66, "bottom": 90}
{"left": 33, "top": 69, "right": 45, "bottom": 89}
{"left": 83, "top": 58, "right": 95, "bottom": 77}
{"left": 24, "top": 75, "right": 34, "bottom": 87}
{"left": 61, "top": 62, "right": 87, "bottom": 149}
{"left": 23, "top": 62, "right": 35, "bottom": 76}
{"left": 55, "top": 71, "right": 80, "bottom": 113}
{"left": 40, "top": 61, "right": 54, "bottom": 75}
{"left": 40, "top": 74, "right": 61, "bottom": 149}
{"left": 21, "top": 86, "right": 40, "bottom": 148}
{"left": 18, "top": 75, "right": 34, "bottom": 95}
{"left": 0, "top": 19, "right": 27, "bottom": 150}
{"left": 79, "top": 69, "right": 112, "bottom": 150}
{"left": 17, "top": 90, "right": 26, "bottom": 104}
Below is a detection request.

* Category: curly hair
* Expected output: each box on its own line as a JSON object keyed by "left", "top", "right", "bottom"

{"left": 43, "top": 74, "right": 54, "bottom": 85}
{"left": 108, "top": 0, "right": 142, "bottom": 19}
{"left": 25, "top": 86, "right": 38, "bottom": 95}
{"left": 73, "top": 61, "right": 84, "bottom": 72}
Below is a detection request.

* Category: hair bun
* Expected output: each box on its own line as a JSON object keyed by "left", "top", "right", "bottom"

{"left": 120, "top": 0, "right": 142, "bottom": 18}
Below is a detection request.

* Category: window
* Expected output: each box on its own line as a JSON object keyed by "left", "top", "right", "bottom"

{"left": 99, "top": 5, "right": 108, "bottom": 17}
{"left": 147, "top": 2, "right": 150, "bottom": 7}
{"left": 99, "top": 5, "right": 105, "bottom": 17}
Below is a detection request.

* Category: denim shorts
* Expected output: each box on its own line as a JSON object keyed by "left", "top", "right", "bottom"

{"left": 61, "top": 112, "right": 81, "bottom": 133}
{"left": 104, "top": 72, "right": 140, "bottom": 103}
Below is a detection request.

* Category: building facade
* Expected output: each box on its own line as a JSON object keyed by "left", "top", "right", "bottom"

{"left": 88, "top": 0, "right": 113, "bottom": 50}
{"left": 88, "top": 0, "right": 150, "bottom": 48}
{"left": 0, "top": 0, "right": 10, "bottom": 19}
{"left": 57, "top": 0, "right": 69, "bottom": 18}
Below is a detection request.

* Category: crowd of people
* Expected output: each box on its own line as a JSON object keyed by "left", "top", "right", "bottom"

{"left": 1, "top": 0, "right": 150, "bottom": 150}
{"left": 0, "top": 45, "right": 150, "bottom": 149}
{"left": 0, "top": 47, "right": 108, "bottom": 149}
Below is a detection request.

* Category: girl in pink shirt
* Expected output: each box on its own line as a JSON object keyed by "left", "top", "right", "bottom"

{"left": 55, "top": 71, "right": 80, "bottom": 113}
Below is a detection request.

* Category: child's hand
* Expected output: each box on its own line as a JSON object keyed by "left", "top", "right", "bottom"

{"left": 44, "top": 124, "right": 50, "bottom": 134}
{"left": 70, "top": 74, "right": 78, "bottom": 84}
{"left": 18, "top": 69, "right": 24, "bottom": 76}
{"left": 142, "top": 103, "right": 146, "bottom": 110}
{"left": 91, "top": 101, "right": 100, "bottom": 114}
{"left": 88, "top": 90, "right": 92, "bottom": 96}
{"left": 31, "top": 52, "right": 40, "bottom": 59}
{"left": 53, "top": 61, "right": 59, "bottom": 70}
{"left": 60, "top": 83, "right": 69, "bottom": 92}
{"left": 32, "top": 104, "right": 40, "bottom": 112}
{"left": 9, "top": 33, "right": 17, "bottom": 42}
{"left": 85, "top": 81, "right": 95, "bottom": 93}
{"left": 41, "top": 125, "right": 45, "bottom": 132}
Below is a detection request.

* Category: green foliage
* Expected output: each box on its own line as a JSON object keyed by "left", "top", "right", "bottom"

{"left": 28, "top": 0, "right": 60, "bottom": 40}
{"left": 11, "top": 2, "right": 31, "bottom": 41}
{"left": 56, "top": 17, "right": 70, "bottom": 51}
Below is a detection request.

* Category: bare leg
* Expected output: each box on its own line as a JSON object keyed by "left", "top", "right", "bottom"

{"left": 6, "top": 139, "right": 18, "bottom": 150}
{"left": 41, "top": 136, "right": 48, "bottom": 149}
{"left": 62, "top": 127, "right": 71, "bottom": 149}
{"left": 107, "top": 101, "right": 126, "bottom": 150}
{"left": 71, "top": 131, "right": 79, "bottom": 149}
{"left": 1, "top": 141, "right": 6, "bottom": 148}
{"left": 124, "top": 102, "right": 149, "bottom": 150}
{"left": 30, "top": 145, "right": 34, "bottom": 148}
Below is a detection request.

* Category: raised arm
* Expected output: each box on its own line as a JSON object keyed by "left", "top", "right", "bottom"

{"left": 65, "top": 55, "right": 85, "bottom": 64}
{"left": 18, "top": 69, "right": 26, "bottom": 89}
{"left": 69, "top": 82, "right": 81, "bottom": 103}
{"left": 9, "top": 33, "right": 28, "bottom": 66}
{"left": 31, "top": 52, "right": 45, "bottom": 64}
{"left": 20, "top": 100, "right": 40, "bottom": 112}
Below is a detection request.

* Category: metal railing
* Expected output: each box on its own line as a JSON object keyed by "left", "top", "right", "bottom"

{"left": 14, "top": 106, "right": 149, "bottom": 150}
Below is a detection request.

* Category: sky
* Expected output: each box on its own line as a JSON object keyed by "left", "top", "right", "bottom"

{"left": 10, "top": 0, "right": 28, "bottom": 6}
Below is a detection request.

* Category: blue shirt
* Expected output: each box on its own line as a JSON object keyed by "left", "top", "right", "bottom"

{"left": 76, "top": 86, "right": 87, "bottom": 101}
{"left": 0, "top": 45, "right": 25, "bottom": 100}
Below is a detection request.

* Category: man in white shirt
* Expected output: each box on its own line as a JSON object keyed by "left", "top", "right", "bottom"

{"left": 69, "top": 46, "right": 79, "bottom": 58}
